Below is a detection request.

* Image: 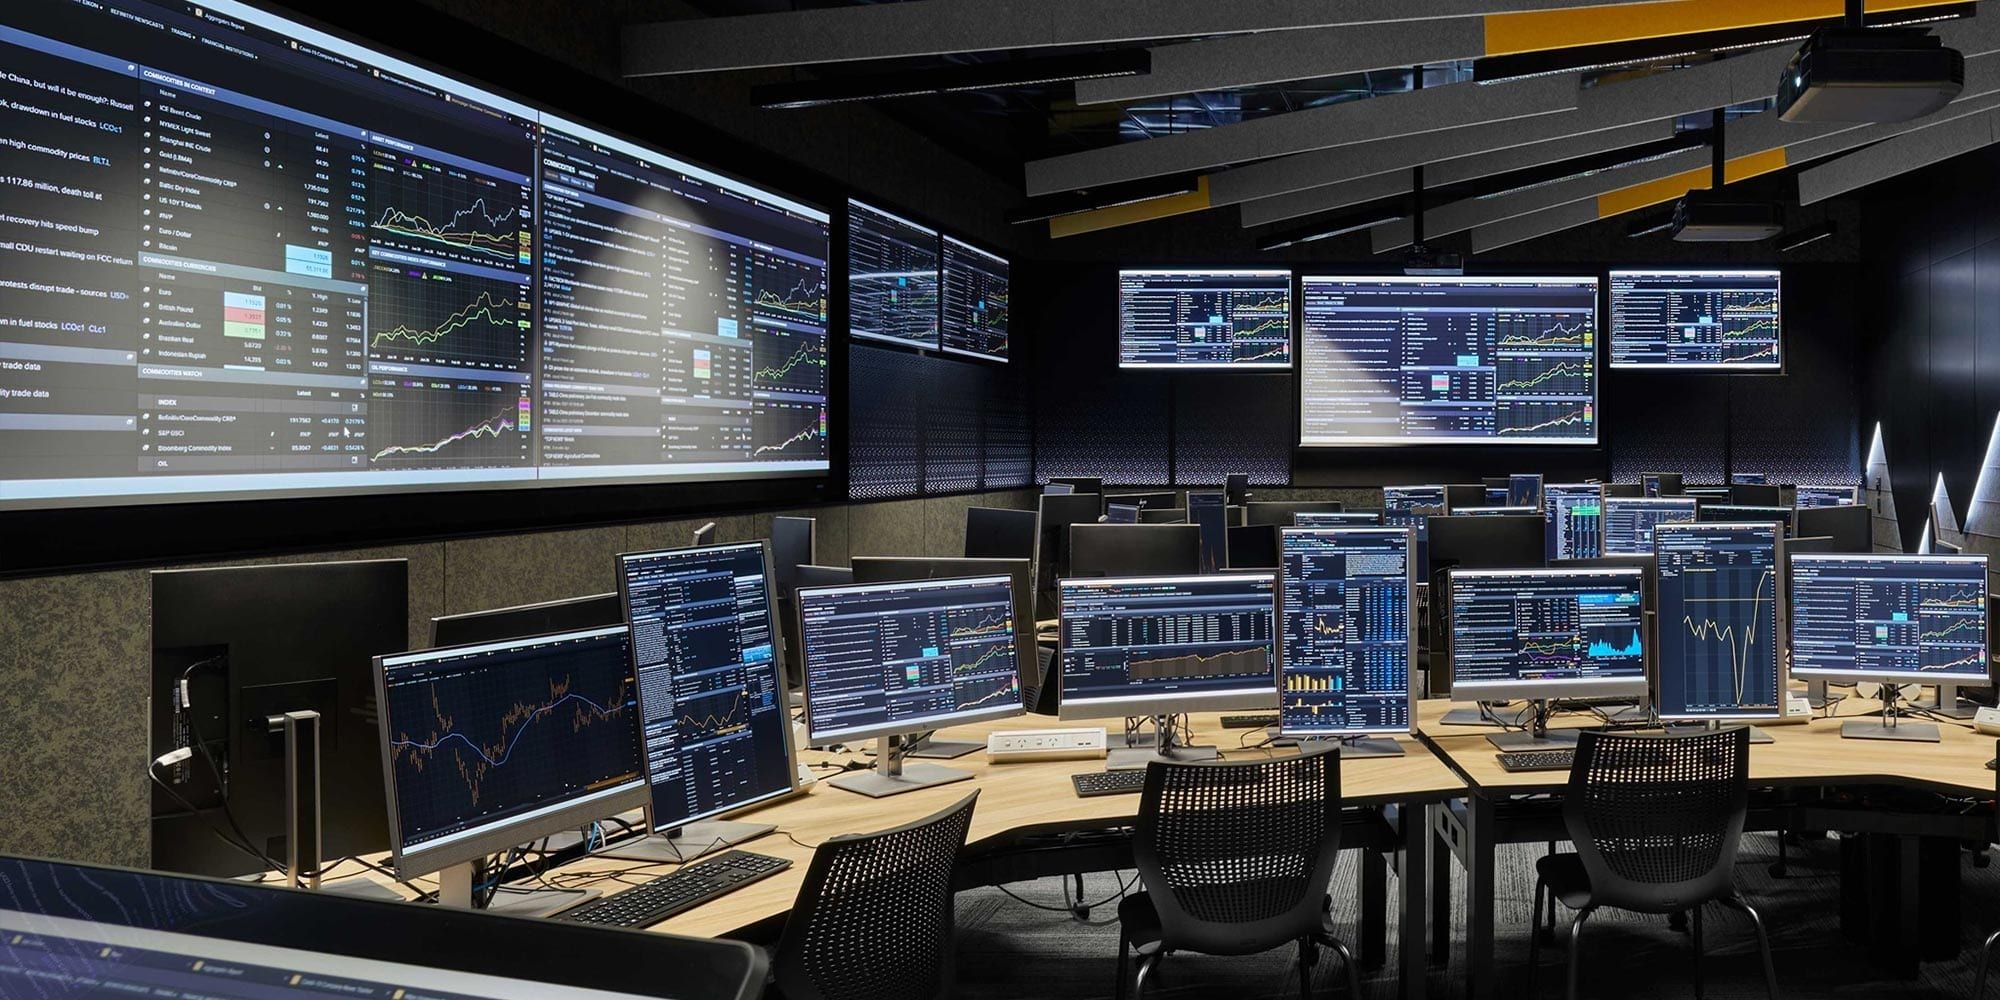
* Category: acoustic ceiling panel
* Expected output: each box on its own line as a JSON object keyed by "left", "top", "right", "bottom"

{"left": 1075, "top": 19, "right": 1482, "bottom": 106}
{"left": 1798, "top": 109, "right": 2000, "bottom": 204}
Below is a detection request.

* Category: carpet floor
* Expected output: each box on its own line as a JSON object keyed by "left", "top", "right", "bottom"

{"left": 950, "top": 833, "right": 2000, "bottom": 999}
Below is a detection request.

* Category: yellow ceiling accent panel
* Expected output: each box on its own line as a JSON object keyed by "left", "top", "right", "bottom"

{"left": 1048, "top": 177, "right": 1212, "bottom": 238}
{"left": 1594, "top": 147, "right": 1789, "bottom": 217}
{"left": 1486, "top": 0, "right": 1954, "bottom": 58}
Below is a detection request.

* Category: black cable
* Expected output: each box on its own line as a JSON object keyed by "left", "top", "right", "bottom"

{"left": 779, "top": 830, "right": 821, "bottom": 851}
{"left": 146, "top": 765, "right": 278, "bottom": 873}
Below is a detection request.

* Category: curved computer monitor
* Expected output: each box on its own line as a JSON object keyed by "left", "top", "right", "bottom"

{"left": 1652, "top": 523, "right": 1784, "bottom": 723}
{"left": 1788, "top": 553, "right": 1990, "bottom": 685}
{"left": 1278, "top": 528, "right": 1416, "bottom": 743}
{"left": 1447, "top": 566, "right": 1649, "bottom": 702}
{"left": 374, "top": 627, "right": 650, "bottom": 882}
{"left": 1057, "top": 573, "right": 1280, "bottom": 719}
{"left": 430, "top": 593, "right": 622, "bottom": 648}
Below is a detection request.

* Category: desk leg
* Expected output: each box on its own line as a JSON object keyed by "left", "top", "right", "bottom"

{"left": 1362, "top": 847, "right": 1388, "bottom": 970}
{"left": 1463, "top": 794, "right": 1497, "bottom": 1000}
{"left": 1430, "top": 807, "right": 1452, "bottom": 968}
{"left": 1400, "top": 804, "right": 1430, "bottom": 1000}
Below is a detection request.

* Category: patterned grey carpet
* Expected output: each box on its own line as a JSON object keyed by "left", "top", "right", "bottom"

{"left": 951, "top": 833, "right": 1998, "bottom": 999}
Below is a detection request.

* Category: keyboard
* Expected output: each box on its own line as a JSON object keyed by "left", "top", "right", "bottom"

{"left": 1072, "top": 770, "right": 1149, "bottom": 798}
{"left": 1221, "top": 714, "right": 1280, "bottom": 730}
{"left": 1495, "top": 750, "right": 1576, "bottom": 773}
{"left": 559, "top": 850, "right": 792, "bottom": 928}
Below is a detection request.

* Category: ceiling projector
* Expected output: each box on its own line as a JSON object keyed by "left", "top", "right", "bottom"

{"left": 1776, "top": 27, "right": 1963, "bottom": 123}
{"left": 1669, "top": 190, "right": 1784, "bottom": 243}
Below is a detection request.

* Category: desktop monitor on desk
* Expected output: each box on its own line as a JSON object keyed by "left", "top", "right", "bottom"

{"left": 150, "top": 560, "right": 408, "bottom": 880}
{"left": 851, "top": 556, "right": 1039, "bottom": 722}
{"left": 1700, "top": 504, "right": 1793, "bottom": 533}
{"left": 609, "top": 542, "right": 800, "bottom": 862}
{"left": 1069, "top": 523, "right": 1202, "bottom": 578}
{"left": 1188, "top": 490, "right": 1229, "bottom": 573}
{"left": 1246, "top": 500, "right": 1345, "bottom": 526}
{"left": 1731, "top": 484, "right": 1782, "bottom": 507}
{"left": 1295, "top": 510, "right": 1384, "bottom": 527}
{"left": 966, "top": 506, "right": 1040, "bottom": 560}
{"left": 1509, "top": 473, "right": 1545, "bottom": 508}
{"left": 1459, "top": 506, "right": 1539, "bottom": 517}
{"left": 430, "top": 593, "right": 622, "bottom": 648}
{"left": 1642, "top": 472, "right": 1684, "bottom": 497}
{"left": 1796, "top": 485, "right": 1860, "bottom": 509}
{"left": 1794, "top": 504, "right": 1870, "bottom": 553}
{"left": 374, "top": 627, "right": 650, "bottom": 914}
{"left": 1049, "top": 476, "right": 1103, "bottom": 496}
{"left": 1227, "top": 524, "right": 1281, "bottom": 569}
{"left": 1044, "top": 482, "right": 1076, "bottom": 495}
{"left": 1448, "top": 566, "right": 1649, "bottom": 749}
{"left": 1444, "top": 484, "right": 1490, "bottom": 512}
{"left": 1037, "top": 492, "right": 1108, "bottom": 616}
{"left": 1602, "top": 496, "right": 1699, "bottom": 555}
{"left": 797, "top": 575, "right": 1024, "bottom": 797}
{"left": 1544, "top": 484, "right": 1605, "bottom": 561}
{"left": 1108, "top": 491, "right": 1177, "bottom": 512}
{"left": 1226, "top": 473, "right": 1251, "bottom": 507}
{"left": 770, "top": 517, "right": 817, "bottom": 599}
{"left": 1384, "top": 485, "right": 1447, "bottom": 573}
{"left": 1058, "top": 573, "right": 1280, "bottom": 768}
{"left": 1140, "top": 507, "right": 1189, "bottom": 524}
{"left": 1788, "top": 553, "right": 1989, "bottom": 742}
{"left": 1651, "top": 523, "right": 1783, "bottom": 735}
{"left": 1104, "top": 503, "right": 1142, "bottom": 524}
{"left": 1732, "top": 472, "right": 1769, "bottom": 485}
{"left": 1278, "top": 528, "right": 1416, "bottom": 757}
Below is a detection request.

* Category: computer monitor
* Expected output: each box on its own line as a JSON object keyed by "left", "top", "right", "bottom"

{"left": 1459, "top": 506, "right": 1539, "bottom": 517}
{"left": 611, "top": 543, "right": 799, "bottom": 861}
{"left": 1786, "top": 536, "right": 1838, "bottom": 554}
{"left": 1642, "top": 472, "right": 1683, "bottom": 497}
{"left": 798, "top": 575, "right": 1023, "bottom": 796}
{"left": 1037, "top": 492, "right": 1108, "bottom": 616}
{"left": 1652, "top": 523, "right": 1783, "bottom": 725}
{"left": 1140, "top": 507, "right": 1189, "bottom": 524}
{"left": 1443, "top": 485, "right": 1489, "bottom": 512}
{"left": 1295, "top": 510, "right": 1384, "bottom": 526}
{"left": 374, "top": 627, "right": 648, "bottom": 913}
{"left": 1789, "top": 553, "right": 1989, "bottom": 741}
{"left": 1796, "top": 485, "right": 1860, "bottom": 509}
{"left": 1448, "top": 567, "right": 1649, "bottom": 748}
{"left": 1227, "top": 524, "right": 1281, "bottom": 569}
{"left": 770, "top": 516, "right": 817, "bottom": 601}
{"left": 1226, "top": 473, "right": 1251, "bottom": 506}
{"left": 430, "top": 593, "right": 623, "bottom": 648}
{"left": 1384, "top": 486, "right": 1447, "bottom": 574}
{"left": 1245, "top": 500, "right": 1346, "bottom": 526}
{"left": 966, "top": 506, "right": 1040, "bottom": 560}
{"left": 1685, "top": 486, "right": 1734, "bottom": 502}
{"left": 1049, "top": 476, "right": 1103, "bottom": 496}
{"left": 850, "top": 556, "right": 1039, "bottom": 719}
{"left": 1509, "top": 474, "right": 1545, "bottom": 508}
{"left": 1700, "top": 504, "right": 1793, "bottom": 533}
{"left": 1069, "top": 524, "right": 1203, "bottom": 578}
{"left": 1732, "top": 472, "right": 1769, "bottom": 485}
{"left": 1603, "top": 483, "right": 1645, "bottom": 499}
{"left": 1058, "top": 574, "right": 1280, "bottom": 765}
{"left": 1731, "top": 484, "right": 1782, "bottom": 506}
{"left": 1044, "top": 482, "right": 1076, "bottom": 495}
{"left": 1278, "top": 528, "right": 1416, "bottom": 756}
{"left": 794, "top": 565, "right": 855, "bottom": 590}
{"left": 150, "top": 560, "right": 407, "bottom": 880}
{"left": 1544, "top": 484, "right": 1605, "bottom": 561}
{"left": 1794, "top": 504, "right": 1870, "bottom": 553}
{"left": 1105, "top": 503, "right": 1142, "bottom": 524}
{"left": 1425, "top": 515, "right": 1548, "bottom": 584}
{"left": 1601, "top": 496, "right": 1699, "bottom": 555}
{"left": 1188, "top": 491, "right": 1229, "bottom": 573}
{"left": 1108, "top": 491, "right": 1177, "bottom": 511}
{"left": 1484, "top": 487, "right": 1510, "bottom": 506}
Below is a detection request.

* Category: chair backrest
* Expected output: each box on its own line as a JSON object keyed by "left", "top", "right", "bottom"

{"left": 1562, "top": 727, "right": 1749, "bottom": 914}
{"left": 771, "top": 791, "right": 978, "bottom": 1000}
{"left": 1133, "top": 751, "right": 1342, "bottom": 957}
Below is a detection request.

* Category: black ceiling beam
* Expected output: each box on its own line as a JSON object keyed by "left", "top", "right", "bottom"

{"left": 752, "top": 49, "right": 1151, "bottom": 110}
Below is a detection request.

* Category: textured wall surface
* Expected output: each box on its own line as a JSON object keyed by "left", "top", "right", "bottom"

{"left": 0, "top": 491, "right": 1032, "bottom": 866}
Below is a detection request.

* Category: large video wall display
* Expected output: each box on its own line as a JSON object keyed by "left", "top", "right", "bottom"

{"left": 0, "top": 0, "right": 831, "bottom": 509}
{"left": 1298, "top": 275, "right": 1600, "bottom": 446}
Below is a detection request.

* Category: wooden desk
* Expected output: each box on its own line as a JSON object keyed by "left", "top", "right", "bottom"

{"left": 1415, "top": 698, "right": 2000, "bottom": 999}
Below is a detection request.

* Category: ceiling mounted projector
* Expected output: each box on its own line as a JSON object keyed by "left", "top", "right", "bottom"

{"left": 1776, "top": 27, "right": 1963, "bottom": 123}
{"left": 1670, "top": 191, "right": 1785, "bottom": 243}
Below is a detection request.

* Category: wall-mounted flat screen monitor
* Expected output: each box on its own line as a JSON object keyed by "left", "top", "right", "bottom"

{"left": 1299, "top": 276, "right": 1599, "bottom": 445}
{"left": 0, "top": 0, "right": 832, "bottom": 510}
{"left": 1118, "top": 270, "right": 1293, "bottom": 369}
{"left": 1609, "top": 269, "right": 1781, "bottom": 371}
{"left": 941, "top": 236, "right": 1009, "bottom": 361}
{"left": 847, "top": 199, "right": 940, "bottom": 350}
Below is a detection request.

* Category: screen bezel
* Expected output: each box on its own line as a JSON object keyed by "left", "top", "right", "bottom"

{"left": 1116, "top": 268, "right": 1296, "bottom": 371}
{"left": 1446, "top": 566, "right": 1651, "bottom": 702}
{"left": 1275, "top": 526, "right": 1417, "bottom": 740}
{"left": 1607, "top": 268, "right": 1783, "bottom": 372}
{"left": 1785, "top": 552, "right": 1992, "bottom": 684}
{"left": 1056, "top": 571, "right": 1283, "bottom": 718}
{"left": 1651, "top": 522, "right": 1788, "bottom": 723}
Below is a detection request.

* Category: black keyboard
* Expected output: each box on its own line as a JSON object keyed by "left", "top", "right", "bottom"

{"left": 1496, "top": 750, "right": 1576, "bottom": 773}
{"left": 559, "top": 850, "right": 792, "bottom": 928}
{"left": 1221, "top": 714, "right": 1279, "bottom": 730}
{"left": 1072, "top": 770, "right": 1149, "bottom": 798}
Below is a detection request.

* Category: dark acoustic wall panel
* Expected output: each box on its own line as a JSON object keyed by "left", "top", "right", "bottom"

{"left": 1605, "top": 373, "right": 1727, "bottom": 485}
{"left": 1174, "top": 373, "right": 1292, "bottom": 486}
{"left": 981, "top": 366, "right": 1036, "bottom": 489}
{"left": 847, "top": 344, "right": 1033, "bottom": 500}
{"left": 1726, "top": 272, "right": 1862, "bottom": 488}
{"left": 925, "top": 361, "right": 983, "bottom": 494}
{"left": 848, "top": 345, "right": 926, "bottom": 500}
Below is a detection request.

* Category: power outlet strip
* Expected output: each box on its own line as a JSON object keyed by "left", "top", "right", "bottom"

{"left": 1766, "top": 694, "right": 1814, "bottom": 726}
{"left": 1974, "top": 706, "right": 2000, "bottom": 736}
{"left": 987, "top": 727, "right": 1107, "bottom": 763}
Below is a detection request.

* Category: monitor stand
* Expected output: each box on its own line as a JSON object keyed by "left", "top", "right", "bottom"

{"left": 829, "top": 735, "right": 974, "bottom": 798}
{"left": 1107, "top": 715, "right": 1219, "bottom": 770}
{"left": 1441, "top": 705, "right": 1504, "bottom": 727}
{"left": 1914, "top": 682, "right": 1980, "bottom": 721}
{"left": 1665, "top": 720, "right": 1774, "bottom": 744}
{"left": 596, "top": 818, "right": 776, "bottom": 863}
{"left": 436, "top": 861, "right": 600, "bottom": 919}
{"left": 1331, "top": 736, "right": 1405, "bottom": 759}
{"left": 1486, "top": 700, "right": 1583, "bottom": 751}
{"left": 901, "top": 732, "right": 983, "bottom": 760}
{"left": 1840, "top": 685, "right": 1940, "bottom": 743}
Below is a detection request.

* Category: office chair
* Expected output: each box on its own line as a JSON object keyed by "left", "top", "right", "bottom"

{"left": 1115, "top": 753, "right": 1362, "bottom": 1000}
{"left": 1971, "top": 739, "right": 2000, "bottom": 997}
{"left": 1527, "top": 728, "right": 1777, "bottom": 1000}
{"left": 771, "top": 792, "right": 978, "bottom": 1000}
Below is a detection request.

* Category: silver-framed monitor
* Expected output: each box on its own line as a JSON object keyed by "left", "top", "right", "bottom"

{"left": 1652, "top": 522, "right": 1785, "bottom": 740}
{"left": 1277, "top": 527, "right": 1416, "bottom": 758}
{"left": 1448, "top": 566, "right": 1649, "bottom": 749}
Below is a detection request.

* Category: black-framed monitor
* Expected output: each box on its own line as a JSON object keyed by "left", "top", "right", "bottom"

{"left": 1118, "top": 269, "right": 1293, "bottom": 369}
{"left": 1058, "top": 573, "right": 1280, "bottom": 721}
{"left": 1699, "top": 504, "right": 1793, "bottom": 533}
{"left": 1544, "top": 484, "right": 1605, "bottom": 561}
{"left": 1036, "top": 491, "right": 1110, "bottom": 616}
{"left": 1447, "top": 566, "right": 1648, "bottom": 748}
{"left": 1105, "top": 503, "right": 1142, "bottom": 524}
{"left": 374, "top": 627, "right": 648, "bottom": 914}
{"left": 1298, "top": 275, "right": 1599, "bottom": 445}
{"left": 1069, "top": 523, "right": 1202, "bottom": 578}
{"left": 610, "top": 542, "right": 799, "bottom": 861}
{"left": 1652, "top": 523, "right": 1784, "bottom": 725}
{"left": 1188, "top": 490, "right": 1229, "bottom": 573}
{"left": 966, "top": 506, "right": 1040, "bottom": 560}
{"left": 797, "top": 575, "right": 1023, "bottom": 796}
{"left": 769, "top": 516, "right": 817, "bottom": 602}
{"left": 1794, "top": 504, "right": 1870, "bottom": 552}
{"left": 847, "top": 199, "right": 939, "bottom": 350}
{"left": 1245, "top": 500, "right": 1346, "bottom": 526}
{"left": 1796, "top": 485, "right": 1860, "bottom": 509}
{"left": 941, "top": 235, "right": 1009, "bottom": 360}
{"left": 430, "top": 593, "right": 623, "bottom": 648}
{"left": 1609, "top": 269, "right": 1782, "bottom": 371}
{"left": 1227, "top": 524, "right": 1281, "bottom": 569}
{"left": 1295, "top": 511, "right": 1385, "bottom": 526}
{"left": 1642, "top": 472, "right": 1684, "bottom": 497}
{"left": 1509, "top": 474, "right": 1545, "bottom": 508}
{"left": 1788, "top": 553, "right": 1989, "bottom": 742}
{"left": 1384, "top": 485, "right": 1447, "bottom": 575}
{"left": 1278, "top": 528, "right": 1416, "bottom": 756}
{"left": 1107, "top": 491, "right": 1178, "bottom": 511}
{"left": 1602, "top": 496, "right": 1699, "bottom": 555}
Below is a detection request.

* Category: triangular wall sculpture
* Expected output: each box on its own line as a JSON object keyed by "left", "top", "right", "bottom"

{"left": 1864, "top": 423, "right": 1903, "bottom": 553}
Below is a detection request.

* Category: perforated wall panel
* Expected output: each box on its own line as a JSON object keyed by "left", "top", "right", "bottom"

{"left": 848, "top": 345, "right": 1033, "bottom": 499}
{"left": 848, "top": 346, "right": 924, "bottom": 500}
{"left": 1174, "top": 373, "right": 1292, "bottom": 486}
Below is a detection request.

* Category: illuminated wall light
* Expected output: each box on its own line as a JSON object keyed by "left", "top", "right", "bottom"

{"left": 1932, "top": 472, "right": 1963, "bottom": 550}
{"left": 1962, "top": 410, "right": 2000, "bottom": 538}
{"left": 1864, "top": 421, "right": 1902, "bottom": 553}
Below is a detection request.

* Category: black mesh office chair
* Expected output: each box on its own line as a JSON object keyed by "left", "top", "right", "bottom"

{"left": 1115, "top": 752, "right": 1362, "bottom": 1000}
{"left": 771, "top": 792, "right": 978, "bottom": 1000}
{"left": 1527, "top": 728, "right": 1777, "bottom": 1000}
